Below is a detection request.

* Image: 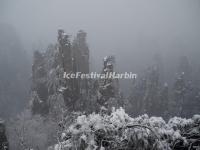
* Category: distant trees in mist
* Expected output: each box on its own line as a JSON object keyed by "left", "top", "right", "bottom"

{"left": 127, "top": 54, "right": 200, "bottom": 119}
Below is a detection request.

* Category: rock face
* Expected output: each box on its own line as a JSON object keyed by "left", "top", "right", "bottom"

{"left": 72, "top": 30, "right": 90, "bottom": 94}
{"left": 31, "top": 29, "right": 124, "bottom": 116}
{"left": 96, "top": 56, "right": 123, "bottom": 111}
{"left": 31, "top": 29, "right": 90, "bottom": 115}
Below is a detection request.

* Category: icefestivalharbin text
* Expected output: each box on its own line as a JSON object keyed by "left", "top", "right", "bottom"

{"left": 63, "top": 72, "right": 137, "bottom": 79}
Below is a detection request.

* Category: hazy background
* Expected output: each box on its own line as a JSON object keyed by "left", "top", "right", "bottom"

{"left": 1, "top": 2, "right": 200, "bottom": 150}
{"left": 1, "top": 0, "right": 200, "bottom": 94}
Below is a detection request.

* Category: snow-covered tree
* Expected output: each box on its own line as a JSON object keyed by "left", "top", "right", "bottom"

{"left": 51, "top": 108, "right": 200, "bottom": 150}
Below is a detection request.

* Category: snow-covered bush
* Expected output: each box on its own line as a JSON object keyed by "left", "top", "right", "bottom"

{"left": 52, "top": 108, "right": 200, "bottom": 150}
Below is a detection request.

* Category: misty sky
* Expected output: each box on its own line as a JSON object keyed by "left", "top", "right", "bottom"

{"left": 1, "top": 0, "right": 200, "bottom": 92}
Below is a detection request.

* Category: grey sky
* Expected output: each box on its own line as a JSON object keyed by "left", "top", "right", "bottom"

{"left": 1, "top": 0, "right": 200, "bottom": 92}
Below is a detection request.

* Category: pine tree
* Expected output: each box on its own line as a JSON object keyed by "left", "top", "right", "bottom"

{"left": 160, "top": 83, "right": 169, "bottom": 119}
{"left": 128, "top": 76, "right": 147, "bottom": 116}
{"left": 177, "top": 56, "right": 191, "bottom": 80}
{"left": 173, "top": 72, "right": 186, "bottom": 116}
{"left": 143, "top": 65, "right": 161, "bottom": 116}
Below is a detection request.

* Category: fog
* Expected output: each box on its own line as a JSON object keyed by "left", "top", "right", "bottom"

{"left": 1, "top": 2, "right": 200, "bottom": 149}
{"left": 1, "top": 0, "right": 200, "bottom": 93}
